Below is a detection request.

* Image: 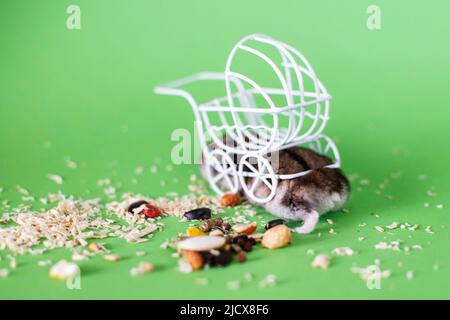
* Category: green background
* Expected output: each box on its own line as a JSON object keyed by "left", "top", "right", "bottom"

{"left": 0, "top": 0, "right": 449, "bottom": 299}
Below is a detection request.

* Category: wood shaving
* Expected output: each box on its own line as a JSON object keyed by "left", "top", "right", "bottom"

{"left": 0, "top": 269, "right": 9, "bottom": 278}
{"left": 49, "top": 260, "right": 79, "bottom": 281}
{"left": 47, "top": 174, "right": 64, "bottom": 185}
{"left": 130, "top": 261, "right": 154, "bottom": 276}
{"left": 312, "top": 254, "right": 331, "bottom": 269}
{"left": 332, "top": 247, "right": 355, "bottom": 256}
{"left": 37, "top": 260, "right": 52, "bottom": 267}
{"left": 386, "top": 222, "right": 398, "bottom": 230}
{"left": 244, "top": 272, "right": 253, "bottom": 281}
{"left": 352, "top": 265, "right": 391, "bottom": 281}
{"left": 227, "top": 280, "right": 240, "bottom": 290}
{"left": 375, "top": 240, "right": 401, "bottom": 251}
{"left": 406, "top": 271, "right": 414, "bottom": 280}
{"left": 16, "top": 185, "right": 29, "bottom": 195}
{"left": 195, "top": 277, "right": 209, "bottom": 285}
{"left": 104, "top": 254, "right": 121, "bottom": 262}
{"left": 259, "top": 274, "right": 276, "bottom": 288}
{"left": 177, "top": 259, "right": 193, "bottom": 273}
{"left": 72, "top": 252, "right": 89, "bottom": 261}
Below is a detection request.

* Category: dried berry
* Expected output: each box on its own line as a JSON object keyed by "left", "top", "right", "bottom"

{"left": 265, "top": 219, "right": 286, "bottom": 230}
{"left": 242, "top": 241, "right": 254, "bottom": 252}
{"left": 222, "top": 223, "right": 232, "bottom": 231}
{"left": 127, "top": 200, "right": 148, "bottom": 213}
{"left": 183, "top": 207, "right": 211, "bottom": 220}
{"left": 215, "top": 250, "right": 232, "bottom": 267}
{"left": 219, "top": 193, "right": 241, "bottom": 207}
{"left": 236, "top": 251, "right": 247, "bottom": 263}
{"left": 201, "top": 251, "right": 217, "bottom": 266}
{"left": 230, "top": 243, "right": 242, "bottom": 253}
{"left": 232, "top": 222, "right": 257, "bottom": 235}
{"left": 141, "top": 204, "right": 161, "bottom": 218}
{"left": 232, "top": 234, "right": 248, "bottom": 246}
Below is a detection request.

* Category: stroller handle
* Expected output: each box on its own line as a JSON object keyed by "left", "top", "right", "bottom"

{"left": 154, "top": 72, "right": 225, "bottom": 109}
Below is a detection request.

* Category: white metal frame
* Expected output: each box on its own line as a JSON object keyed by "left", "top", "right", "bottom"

{"left": 154, "top": 34, "right": 341, "bottom": 203}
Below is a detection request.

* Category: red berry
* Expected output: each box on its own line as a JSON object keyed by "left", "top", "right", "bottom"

{"left": 141, "top": 204, "right": 161, "bottom": 218}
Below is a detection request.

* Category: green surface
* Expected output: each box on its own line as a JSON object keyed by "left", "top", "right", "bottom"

{"left": 1, "top": 0, "right": 450, "bottom": 299}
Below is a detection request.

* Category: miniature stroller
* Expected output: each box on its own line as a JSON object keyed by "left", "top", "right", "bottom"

{"left": 155, "top": 34, "right": 341, "bottom": 204}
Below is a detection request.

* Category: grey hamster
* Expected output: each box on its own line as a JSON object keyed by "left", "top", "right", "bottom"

{"left": 201, "top": 141, "right": 350, "bottom": 234}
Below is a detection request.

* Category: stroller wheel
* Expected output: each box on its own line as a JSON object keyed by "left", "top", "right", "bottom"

{"left": 205, "top": 149, "right": 238, "bottom": 195}
{"left": 238, "top": 154, "right": 278, "bottom": 204}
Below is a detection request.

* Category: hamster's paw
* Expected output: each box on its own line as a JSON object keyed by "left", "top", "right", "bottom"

{"left": 291, "top": 210, "right": 319, "bottom": 234}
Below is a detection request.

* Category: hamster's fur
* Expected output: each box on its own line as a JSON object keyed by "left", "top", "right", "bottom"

{"left": 201, "top": 142, "right": 350, "bottom": 234}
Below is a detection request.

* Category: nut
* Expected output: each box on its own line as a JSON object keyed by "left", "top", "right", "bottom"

{"left": 219, "top": 193, "right": 241, "bottom": 207}
{"left": 232, "top": 222, "right": 257, "bottom": 235}
{"left": 182, "top": 250, "right": 204, "bottom": 270}
{"left": 209, "top": 229, "right": 224, "bottom": 237}
{"left": 261, "top": 224, "right": 291, "bottom": 249}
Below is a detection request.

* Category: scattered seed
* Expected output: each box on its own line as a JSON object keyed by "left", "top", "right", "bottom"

{"left": 183, "top": 207, "right": 211, "bottom": 220}
{"left": 264, "top": 219, "right": 285, "bottom": 230}
{"left": 375, "top": 226, "right": 385, "bottom": 233}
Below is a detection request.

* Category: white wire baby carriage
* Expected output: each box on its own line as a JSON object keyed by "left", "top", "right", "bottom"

{"left": 155, "top": 34, "right": 341, "bottom": 204}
